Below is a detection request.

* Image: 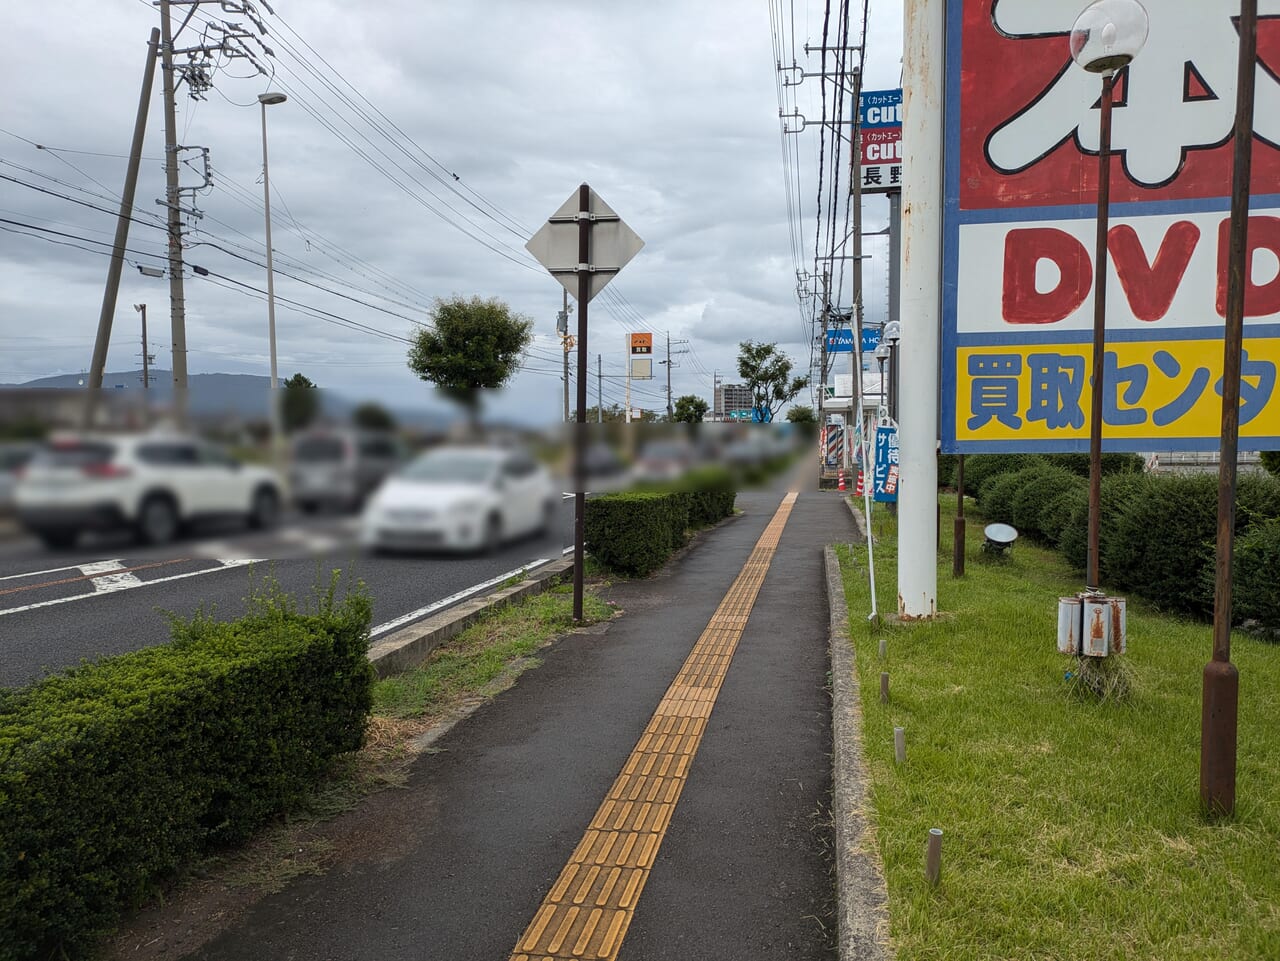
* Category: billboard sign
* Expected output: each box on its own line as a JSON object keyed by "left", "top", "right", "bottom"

{"left": 826, "top": 328, "right": 855, "bottom": 353}
{"left": 858, "top": 88, "right": 903, "bottom": 194}
{"left": 862, "top": 325, "right": 882, "bottom": 355}
{"left": 629, "top": 332, "right": 653, "bottom": 380}
{"left": 942, "top": 3, "right": 1280, "bottom": 453}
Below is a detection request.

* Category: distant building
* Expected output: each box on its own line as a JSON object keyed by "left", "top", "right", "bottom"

{"left": 714, "top": 383, "right": 753, "bottom": 419}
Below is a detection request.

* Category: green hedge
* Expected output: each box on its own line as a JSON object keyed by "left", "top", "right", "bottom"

{"left": 0, "top": 579, "right": 374, "bottom": 960}
{"left": 587, "top": 470, "right": 737, "bottom": 576}
{"left": 1011, "top": 467, "right": 1084, "bottom": 544}
{"left": 1058, "top": 472, "right": 1149, "bottom": 578}
{"left": 1233, "top": 518, "right": 1280, "bottom": 635}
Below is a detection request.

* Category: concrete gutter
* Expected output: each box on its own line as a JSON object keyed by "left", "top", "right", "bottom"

{"left": 368, "top": 558, "right": 574, "bottom": 678}
{"left": 826, "top": 543, "right": 893, "bottom": 961}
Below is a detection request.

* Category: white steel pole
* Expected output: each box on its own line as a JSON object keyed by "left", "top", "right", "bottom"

{"left": 898, "top": 0, "right": 944, "bottom": 618}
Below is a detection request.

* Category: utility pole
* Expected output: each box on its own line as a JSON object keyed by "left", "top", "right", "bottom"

{"left": 713, "top": 370, "right": 721, "bottom": 421}
{"left": 559, "top": 289, "right": 572, "bottom": 423}
{"left": 136, "top": 304, "right": 150, "bottom": 389}
{"left": 597, "top": 353, "right": 603, "bottom": 423}
{"left": 83, "top": 28, "right": 161, "bottom": 430}
{"left": 624, "top": 333, "right": 632, "bottom": 424}
{"left": 159, "top": 0, "right": 189, "bottom": 427}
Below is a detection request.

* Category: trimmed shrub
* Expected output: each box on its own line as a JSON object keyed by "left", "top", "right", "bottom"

{"left": 963, "top": 454, "right": 1044, "bottom": 494}
{"left": 1012, "top": 467, "right": 1083, "bottom": 543}
{"left": 584, "top": 491, "right": 690, "bottom": 576}
{"left": 1233, "top": 519, "right": 1280, "bottom": 636}
{"left": 0, "top": 578, "right": 374, "bottom": 960}
{"left": 1260, "top": 449, "right": 1280, "bottom": 479}
{"left": 937, "top": 454, "right": 957, "bottom": 489}
{"left": 1048, "top": 452, "right": 1145, "bottom": 478}
{"left": 1059, "top": 472, "right": 1148, "bottom": 576}
{"left": 1041, "top": 485, "right": 1088, "bottom": 548}
{"left": 977, "top": 463, "right": 1053, "bottom": 527}
{"left": 678, "top": 466, "right": 737, "bottom": 528}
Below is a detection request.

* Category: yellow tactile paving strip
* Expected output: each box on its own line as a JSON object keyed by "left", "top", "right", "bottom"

{"left": 509, "top": 492, "right": 798, "bottom": 961}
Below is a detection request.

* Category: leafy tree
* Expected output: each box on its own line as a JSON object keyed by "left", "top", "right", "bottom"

{"left": 407, "top": 295, "right": 533, "bottom": 425}
{"left": 785, "top": 404, "right": 816, "bottom": 424}
{"left": 353, "top": 402, "right": 396, "bottom": 432}
{"left": 282, "top": 372, "right": 318, "bottom": 433}
{"left": 673, "top": 394, "right": 709, "bottom": 423}
{"left": 1261, "top": 450, "right": 1280, "bottom": 479}
{"left": 737, "top": 340, "right": 809, "bottom": 423}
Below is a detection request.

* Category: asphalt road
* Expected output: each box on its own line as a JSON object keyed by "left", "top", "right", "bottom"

{"left": 0, "top": 499, "right": 575, "bottom": 688}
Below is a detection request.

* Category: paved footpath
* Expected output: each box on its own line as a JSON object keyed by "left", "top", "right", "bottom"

{"left": 185, "top": 484, "right": 856, "bottom": 961}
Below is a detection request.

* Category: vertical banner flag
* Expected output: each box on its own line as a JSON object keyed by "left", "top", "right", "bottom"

{"left": 873, "top": 425, "right": 900, "bottom": 503}
{"left": 943, "top": 3, "right": 1280, "bottom": 453}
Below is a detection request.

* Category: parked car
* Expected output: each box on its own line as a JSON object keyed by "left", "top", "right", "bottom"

{"left": 290, "top": 427, "right": 402, "bottom": 513}
{"left": 15, "top": 433, "right": 283, "bottom": 549}
{"left": 0, "top": 442, "right": 37, "bottom": 513}
{"left": 359, "top": 445, "right": 556, "bottom": 553}
{"left": 632, "top": 440, "right": 695, "bottom": 484}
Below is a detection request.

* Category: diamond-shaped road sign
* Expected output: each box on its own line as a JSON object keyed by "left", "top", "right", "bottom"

{"left": 525, "top": 186, "right": 644, "bottom": 303}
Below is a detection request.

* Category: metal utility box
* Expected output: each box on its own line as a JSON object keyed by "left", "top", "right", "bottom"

{"left": 1057, "top": 596, "right": 1082, "bottom": 655}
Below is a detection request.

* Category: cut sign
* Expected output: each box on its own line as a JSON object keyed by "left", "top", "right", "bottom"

{"left": 944, "top": 0, "right": 1280, "bottom": 452}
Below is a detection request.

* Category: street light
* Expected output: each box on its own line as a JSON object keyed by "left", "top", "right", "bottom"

{"left": 874, "top": 342, "right": 891, "bottom": 420}
{"left": 1069, "top": 0, "right": 1148, "bottom": 593}
{"left": 258, "top": 91, "right": 287, "bottom": 472}
{"left": 883, "top": 320, "right": 901, "bottom": 423}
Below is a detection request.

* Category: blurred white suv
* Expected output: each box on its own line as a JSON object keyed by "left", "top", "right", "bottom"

{"left": 15, "top": 433, "right": 283, "bottom": 550}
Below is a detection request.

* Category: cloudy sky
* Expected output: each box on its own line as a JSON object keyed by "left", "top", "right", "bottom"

{"left": 1, "top": 0, "right": 904, "bottom": 424}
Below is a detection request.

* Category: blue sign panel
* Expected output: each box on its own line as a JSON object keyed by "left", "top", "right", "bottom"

{"left": 862, "top": 326, "right": 881, "bottom": 355}
{"left": 872, "top": 426, "right": 899, "bottom": 503}
{"left": 825, "top": 328, "right": 854, "bottom": 353}
{"left": 858, "top": 88, "right": 902, "bottom": 129}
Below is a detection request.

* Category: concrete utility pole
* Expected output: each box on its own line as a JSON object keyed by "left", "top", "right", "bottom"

{"left": 84, "top": 28, "right": 161, "bottom": 430}
{"left": 888, "top": 190, "right": 902, "bottom": 421}
{"left": 159, "top": 0, "right": 190, "bottom": 427}
{"left": 560, "top": 289, "right": 572, "bottom": 423}
{"left": 898, "top": 0, "right": 943, "bottom": 618}
{"left": 665, "top": 330, "right": 673, "bottom": 419}
{"left": 597, "top": 353, "right": 603, "bottom": 423}
{"left": 136, "top": 304, "right": 149, "bottom": 389}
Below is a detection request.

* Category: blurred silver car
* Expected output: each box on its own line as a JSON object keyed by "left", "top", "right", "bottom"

{"left": 0, "top": 442, "right": 37, "bottom": 513}
{"left": 290, "top": 428, "right": 401, "bottom": 513}
{"left": 359, "top": 445, "right": 557, "bottom": 553}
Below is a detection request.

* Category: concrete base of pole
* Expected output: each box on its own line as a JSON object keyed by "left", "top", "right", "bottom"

{"left": 1200, "top": 658, "right": 1239, "bottom": 817}
{"left": 953, "top": 516, "right": 966, "bottom": 577}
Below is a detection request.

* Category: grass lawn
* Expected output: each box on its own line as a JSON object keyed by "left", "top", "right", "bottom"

{"left": 837, "top": 495, "right": 1280, "bottom": 961}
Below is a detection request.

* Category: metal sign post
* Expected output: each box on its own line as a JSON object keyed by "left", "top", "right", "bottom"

{"left": 527, "top": 185, "right": 644, "bottom": 621}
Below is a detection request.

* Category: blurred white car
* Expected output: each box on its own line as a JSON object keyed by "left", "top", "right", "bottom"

{"left": 15, "top": 433, "right": 283, "bottom": 549}
{"left": 360, "top": 446, "right": 557, "bottom": 553}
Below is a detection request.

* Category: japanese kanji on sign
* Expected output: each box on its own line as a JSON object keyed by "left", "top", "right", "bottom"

{"left": 942, "top": 1, "right": 1280, "bottom": 452}
{"left": 858, "top": 88, "right": 902, "bottom": 195}
{"left": 873, "top": 425, "right": 899, "bottom": 503}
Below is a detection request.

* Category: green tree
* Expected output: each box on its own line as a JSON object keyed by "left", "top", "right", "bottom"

{"left": 407, "top": 295, "right": 533, "bottom": 426}
{"left": 353, "top": 401, "right": 396, "bottom": 432}
{"left": 737, "top": 341, "right": 809, "bottom": 423}
{"left": 673, "top": 394, "right": 709, "bottom": 423}
{"left": 785, "top": 404, "right": 816, "bottom": 424}
{"left": 282, "top": 372, "right": 319, "bottom": 433}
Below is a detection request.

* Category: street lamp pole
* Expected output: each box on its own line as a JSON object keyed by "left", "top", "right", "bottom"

{"left": 258, "top": 92, "right": 287, "bottom": 466}
{"left": 1069, "top": 0, "right": 1149, "bottom": 593}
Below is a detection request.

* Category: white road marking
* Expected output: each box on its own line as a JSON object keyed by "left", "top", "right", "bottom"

{"left": 0, "top": 559, "right": 262, "bottom": 618}
{"left": 369, "top": 558, "right": 552, "bottom": 639}
{"left": 0, "top": 563, "right": 85, "bottom": 583}
{"left": 79, "top": 559, "right": 143, "bottom": 593}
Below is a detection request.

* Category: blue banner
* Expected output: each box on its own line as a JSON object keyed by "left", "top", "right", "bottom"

{"left": 873, "top": 426, "right": 900, "bottom": 503}
{"left": 862, "top": 326, "right": 881, "bottom": 355}
{"left": 858, "top": 88, "right": 902, "bottom": 129}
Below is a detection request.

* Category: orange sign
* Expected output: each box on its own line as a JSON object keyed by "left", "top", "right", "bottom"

{"left": 629, "top": 333, "right": 653, "bottom": 354}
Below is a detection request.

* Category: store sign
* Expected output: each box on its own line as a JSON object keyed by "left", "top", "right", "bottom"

{"left": 942, "top": 2, "right": 1280, "bottom": 453}
{"left": 873, "top": 425, "right": 899, "bottom": 503}
{"left": 858, "top": 88, "right": 903, "bottom": 194}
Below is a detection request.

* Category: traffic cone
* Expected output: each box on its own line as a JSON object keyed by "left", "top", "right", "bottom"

{"left": 855, "top": 470, "right": 865, "bottom": 496}
{"left": 838, "top": 469, "right": 846, "bottom": 492}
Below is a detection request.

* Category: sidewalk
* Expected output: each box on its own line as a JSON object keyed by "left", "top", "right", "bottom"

{"left": 133, "top": 483, "right": 870, "bottom": 961}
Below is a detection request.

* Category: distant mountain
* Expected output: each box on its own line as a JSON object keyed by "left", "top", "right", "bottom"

{"left": 2, "top": 370, "right": 454, "bottom": 430}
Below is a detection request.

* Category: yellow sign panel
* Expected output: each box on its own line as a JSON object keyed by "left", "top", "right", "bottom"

{"left": 955, "top": 338, "right": 1280, "bottom": 444}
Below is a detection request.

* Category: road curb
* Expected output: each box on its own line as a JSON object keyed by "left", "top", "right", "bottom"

{"left": 368, "top": 558, "right": 574, "bottom": 678}
{"left": 825, "top": 543, "right": 893, "bottom": 961}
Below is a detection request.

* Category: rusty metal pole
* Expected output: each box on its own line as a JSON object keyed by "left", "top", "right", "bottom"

{"left": 953, "top": 453, "right": 966, "bottom": 577}
{"left": 1085, "top": 71, "right": 1116, "bottom": 593}
{"left": 1202, "top": 0, "right": 1257, "bottom": 819}
{"left": 573, "top": 184, "right": 591, "bottom": 623}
